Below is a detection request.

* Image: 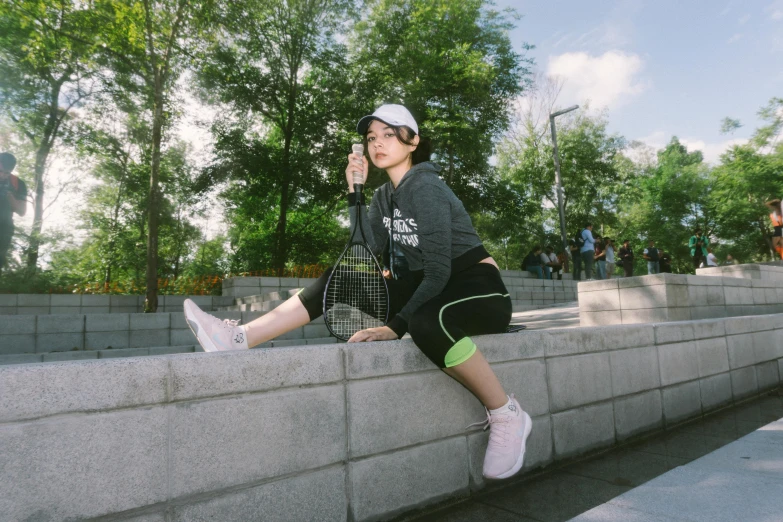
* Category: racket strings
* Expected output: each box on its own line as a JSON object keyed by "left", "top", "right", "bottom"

{"left": 325, "top": 244, "right": 388, "bottom": 339}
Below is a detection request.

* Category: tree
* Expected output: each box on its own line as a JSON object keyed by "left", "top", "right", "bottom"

{"left": 352, "top": 0, "right": 531, "bottom": 210}
{"left": 91, "top": 0, "right": 213, "bottom": 311}
{"left": 196, "top": 0, "right": 353, "bottom": 274}
{"left": 0, "top": 0, "right": 100, "bottom": 271}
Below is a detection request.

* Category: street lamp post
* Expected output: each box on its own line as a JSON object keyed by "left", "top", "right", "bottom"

{"left": 549, "top": 104, "right": 579, "bottom": 260}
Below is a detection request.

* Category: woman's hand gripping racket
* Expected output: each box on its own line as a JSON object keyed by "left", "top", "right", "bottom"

{"left": 323, "top": 144, "right": 391, "bottom": 341}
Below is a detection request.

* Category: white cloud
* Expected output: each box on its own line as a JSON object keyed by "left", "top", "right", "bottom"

{"left": 546, "top": 51, "right": 647, "bottom": 110}
{"left": 727, "top": 33, "right": 743, "bottom": 44}
{"left": 768, "top": 0, "right": 783, "bottom": 20}
{"left": 738, "top": 13, "right": 751, "bottom": 24}
{"left": 635, "top": 131, "right": 749, "bottom": 165}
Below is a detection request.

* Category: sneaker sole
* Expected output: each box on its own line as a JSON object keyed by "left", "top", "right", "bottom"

{"left": 183, "top": 300, "right": 221, "bottom": 353}
{"left": 489, "top": 411, "right": 533, "bottom": 480}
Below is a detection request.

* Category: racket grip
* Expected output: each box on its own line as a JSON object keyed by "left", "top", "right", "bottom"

{"left": 351, "top": 143, "right": 364, "bottom": 187}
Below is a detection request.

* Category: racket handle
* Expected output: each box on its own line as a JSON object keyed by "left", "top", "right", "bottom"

{"left": 351, "top": 143, "right": 364, "bottom": 191}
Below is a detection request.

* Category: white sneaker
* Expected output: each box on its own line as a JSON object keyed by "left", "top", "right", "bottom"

{"left": 470, "top": 395, "right": 532, "bottom": 480}
{"left": 183, "top": 299, "right": 249, "bottom": 352}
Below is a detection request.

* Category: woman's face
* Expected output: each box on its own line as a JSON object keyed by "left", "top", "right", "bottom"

{"left": 366, "top": 119, "right": 418, "bottom": 171}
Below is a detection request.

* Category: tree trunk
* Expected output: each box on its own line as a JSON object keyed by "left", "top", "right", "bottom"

{"left": 145, "top": 86, "right": 164, "bottom": 312}
{"left": 25, "top": 78, "right": 65, "bottom": 272}
{"left": 273, "top": 69, "right": 299, "bottom": 276}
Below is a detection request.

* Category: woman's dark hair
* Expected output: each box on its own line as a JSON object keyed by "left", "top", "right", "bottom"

{"left": 362, "top": 123, "right": 432, "bottom": 166}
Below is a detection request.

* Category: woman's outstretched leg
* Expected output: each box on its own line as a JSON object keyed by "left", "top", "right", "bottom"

{"left": 183, "top": 294, "right": 312, "bottom": 352}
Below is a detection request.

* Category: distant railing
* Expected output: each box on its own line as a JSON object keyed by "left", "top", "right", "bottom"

{"left": 42, "top": 264, "right": 329, "bottom": 295}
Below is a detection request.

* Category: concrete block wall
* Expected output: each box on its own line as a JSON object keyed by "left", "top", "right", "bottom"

{"left": 2, "top": 314, "right": 781, "bottom": 521}
{"left": 0, "top": 294, "right": 234, "bottom": 315}
{"left": 0, "top": 311, "right": 335, "bottom": 362}
{"left": 221, "top": 271, "right": 578, "bottom": 313}
{"left": 579, "top": 272, "right": 783, "bottom": 326}
{"left": 697, "top": 262, "right": 783, "bottom": 281}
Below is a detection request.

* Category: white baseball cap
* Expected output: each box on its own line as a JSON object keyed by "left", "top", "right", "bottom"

{"left": 356, "top": 104, "right": 418, "bottom": 135}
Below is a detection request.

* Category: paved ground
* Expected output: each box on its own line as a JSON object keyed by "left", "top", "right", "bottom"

{"left": 401, "top": 390, "right": 783, "bottom": 522}
{"left": 510, "top": 302, "right": 580, "bottom": 330}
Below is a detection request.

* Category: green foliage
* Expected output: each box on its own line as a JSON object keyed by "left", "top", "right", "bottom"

{"left": 352, "top": 0, "right": 531, "bottom": 210}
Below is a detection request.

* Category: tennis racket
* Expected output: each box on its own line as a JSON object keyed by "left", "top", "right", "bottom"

{"left": 323, "top": 143, "right": 390, "bottom": 341}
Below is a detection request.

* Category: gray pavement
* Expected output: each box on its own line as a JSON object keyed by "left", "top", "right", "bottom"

{"left": 403, "top": 390, "right": 783, "bottom": 522}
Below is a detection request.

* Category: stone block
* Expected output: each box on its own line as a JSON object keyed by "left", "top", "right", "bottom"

{"left": 50, "top": 306, "right": 82, "bottom": 315}
{"left": 610, "top": 346, "right": 661, "bottom": 396}
{"left": 0, "top": 335, "right": 36, "bottom": 355}
{"left": 270, "top": 339, "right": 302, "bottom": 347}
{"left": 727, "top": 333, "right": 755, "bottom": 369}
{"left": 492, "top": 359, "right": 550, "bottom": 416}
{"left": 689, "top": 306, "right": 727, "bottom": 320}
{"left": 349, "top": 437, "right": 468, "bottom": 521}
{"left": 621, "top": 308, "right": 668, "bottom": 324}
{"left": 580, "top": 310, "right": 623, "bottom": 326}
{"left": 547, "top": 352, "right": 612, "bottom": 411}
{"left": 730, "top": 366, "right": 758, "bottom": 401}
{"left": 274, "top": 327, "right": 304, "bottom": 340}
{"left": 80, "top": 306, "right": 111, "bottom": 314}
{"left": 0, "top": 294, "right": 17, "bottom": 306}
{"left": 619, "top": 285, "right": 668, "bottom": 309}
{"left": 17, "top": 307, "right": 49, "bottom": 315}
{"left": 0, "top": 357, "right": 169, "bottom": 422}
{"left": 130, "top": 329, "right": 170, "bottom": 348}
{"left": 662, "top": 381, "right": 702, "bottom": 425}
{"left": 85, "top": 331, "right": 130, "bottom": 350}
{"left": 86, "top": 313, "right": 130, "bottom": 332}
{"left": 348, "top": 371, "right": 478, "bottom": 457}
{"left": 614, "top": 390, "right": 663, "bottom": 440}
{"left": 579, "top": 279, "right": 619, "bottom": 291}
{"left": 169, "top": 386, "right": 345, "bottom": 498}
{"left": 0, "top": 408, "right": 167, "bottom": 521}
{"left": 546, "top": 324, "right": 654, "bottom": 357}
{"left": 756, "top": 360, "right": 780, "bottom": 391}
{"left": 109, "top": 295, "right": 141, "bottom": 308}
{"left": 43, "top": 351, "right": 98, "bottom": 362}
{"left": 171, "top": 466, "right": 346, "bottom": 522}
{"left": 724, "top": 286, "right": 754, "bottom": 306}
{"left": 303, "top": 322, "right": 331, "bottom": 339}
{"left": 344, "top": 339, "right": 431, "bottom": 378}
{"left": 36, "top": 333, "right": 83, "bottom": 352}
{"left": 18, "top": 294, "right": 50, "bottom": 306}
{"left": 0, "top": 306, "right": 17, "bottom": 314}
{"left": 50, "top": 294, "right": 81, "bottom": 306}
{"left": 148, "top": 345, "right": 194, "bottom": 356}
{"left": 170, "top": 345, "right": 343, "bottom": 401}
{"left": 753, "top": 329, "right": 780, "bottom": 363}
{"left": 695, "top": 337, "right": 729, "bottom": 377}
{"left": 306, "top": 337, "right": 338, "bottom": 345}
{"left": 36, "top": 314, "right": 84, "bottom": 334}
{"left": 657, "top": 341, "right": 699, "bottom": 386}
{"left": 99, "top": 347, "right": 150, "bottom": 359}
{"left": 552, "top": 402, "right": 615, "bottom": 458}
{"left": 0, "top": 315, "right": 36, "bottom": 335}
{"left": 579, "top": 289, "right": 620, "bottom": 312}
{"left": 170, "top": 328, "right": 196, "bottom": 346}
{"left": 129, "top": 313, "right": 170, "bottom": 330}
{"left": 654, "top": 322, "right": 695, "bottom": 345}
{"left": 699, "top": 373, "right": 733, "bottom": 412}
{"left": 0, "top": 354, "right": 41, "bottom": 365}
{"left": 81, "top": 294, "right": 110, "bottom": 306}
{"left": 665, "top": 284, "right": 690, "bottom": 307}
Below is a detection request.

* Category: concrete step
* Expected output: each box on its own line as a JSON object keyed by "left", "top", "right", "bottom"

{"left": 0, "top": 345, "right": 198, "bottom": 365}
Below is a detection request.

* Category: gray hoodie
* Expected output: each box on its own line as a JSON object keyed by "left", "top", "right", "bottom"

{"left": 349, "top": 162, "right": 488, "bottom": 335}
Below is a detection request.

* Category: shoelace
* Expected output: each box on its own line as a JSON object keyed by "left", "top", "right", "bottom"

{"left": 467, "top": 395, "right": 518, "bottom": 449}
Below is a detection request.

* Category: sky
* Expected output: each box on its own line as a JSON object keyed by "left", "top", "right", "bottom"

{"left": 493, "top": 0, "right": 783, "bottom": 162}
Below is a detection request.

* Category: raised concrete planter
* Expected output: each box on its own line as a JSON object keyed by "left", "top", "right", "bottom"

{"left": 579, "top": 272, "right": 783, "bottom": 326}
{"left": 1, "top": 314, "right": 781, "bottom": 521}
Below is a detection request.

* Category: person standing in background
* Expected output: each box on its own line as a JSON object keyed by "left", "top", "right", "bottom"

{"left": 570, "top": 239, "right": 582, "bottom": 281}
{"left": 0, "top": 152, "right": 27, "bottom": 271}
{"left": 766, "top": 198, "right": 783, "bottom": 260}
{"left": 659, "top": 250, "right": 672, "bottom": 273}
{"left": 642, "top": 239, "right": 660, "bottom": 275}
{"left": 594, "top": 236, "right": 606, "bottom": 280}
{"left": 706, "top": 248, "right": 719, "bottom": 267}
{"left": 619, "top": 239, "right": 634, "bottom": 277}
{"left": 580, "top": 223, "right": 596, "bottom": 280}
{"left": 605, "top": 238, "right": 616, "bottom": 279}
{"left": 689, "top": 229, "right": 709, "bottom": 271}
